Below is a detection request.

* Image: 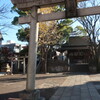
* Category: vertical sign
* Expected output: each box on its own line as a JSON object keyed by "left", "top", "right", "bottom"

{"left": 65, "top": 0, "right": 77, "bottom": 18}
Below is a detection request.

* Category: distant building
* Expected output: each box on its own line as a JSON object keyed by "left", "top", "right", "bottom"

{"left": 1, "top": 40, "right": 22, "bottom": 53}
{"left": 67, "top": 36, "right": 91, "bottom": 63}
{"left": 55, "top": 36, "right": 91, "bottom": 72}
{"left": 0, "top": 40, "right": 26, "bottom": 74}
{"left": 60, "top": 36, "right": 91, "bottom": 63}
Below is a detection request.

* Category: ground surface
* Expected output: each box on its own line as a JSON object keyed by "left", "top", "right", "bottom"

{"left": 50, "top": 73, "right": 100, "bottom": 100}
{"left": 0, "top": 73, "right": 67, "bottom": 100}
{"left": 0, "top": 73, "right": 100, "bottom": 100}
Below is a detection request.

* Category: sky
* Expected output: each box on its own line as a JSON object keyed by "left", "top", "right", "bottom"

{"left": 0, "top": 0, "right": 100, "bottom": 45}
{"left": 0, "top": 0, "right": 28, "bottom": 45}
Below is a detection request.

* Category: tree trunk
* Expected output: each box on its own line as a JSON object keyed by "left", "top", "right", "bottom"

{"left": 40, "top": 45, "right": 48, "bottom": 73}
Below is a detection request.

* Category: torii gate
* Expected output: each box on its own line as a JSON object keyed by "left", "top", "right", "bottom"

{"left": 11, "top": 0, "right": 100, "bottom": 99}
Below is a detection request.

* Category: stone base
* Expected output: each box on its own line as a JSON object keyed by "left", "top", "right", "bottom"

{"left": 20, "top": 90, "right": 45, "bottom": 100}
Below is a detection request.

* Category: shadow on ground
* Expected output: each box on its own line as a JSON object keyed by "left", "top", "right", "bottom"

{"left": 1, "top": 73, "right": 100, "bottom": 100}
{"left": 0, "top": 88, "right": 57, "bottom": 100}
{"left": 1, "top": 81, "right": 100, "bottom": 100}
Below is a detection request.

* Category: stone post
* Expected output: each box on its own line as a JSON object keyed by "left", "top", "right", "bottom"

{"left": 26, "top": 6, "right": 38, "bottom": 91}
{"left": 23, "top": 58, "right": 26, "bottom": 74}
{"left": 11, "top": 61, "right": 13, "bottom": 75}
{"left": 18, "top": 60, "right": 20, "bottom": 71}
{"left": 98, "top": 42, "right": 100, "bottom": 72}
{"left": 19, "top": 6, "right": 44, "bottom": 100}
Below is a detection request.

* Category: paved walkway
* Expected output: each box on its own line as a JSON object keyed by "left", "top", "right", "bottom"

{"left": 50, "top": 73, "right": 100, "bottom": 100}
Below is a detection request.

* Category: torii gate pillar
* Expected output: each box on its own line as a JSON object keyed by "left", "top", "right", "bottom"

{"left": 20, "top": 6, "right": 42, "bottom": 100}
{"left": 98, "top": 42, "right": 100, "bottom": 72}
{"left": 26, "top": 6, "right": 38, "bottom": 91}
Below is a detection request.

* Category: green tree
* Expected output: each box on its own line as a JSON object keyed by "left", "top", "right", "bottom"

{"left": 57, "top": 19, "right": 73, "bottom": 44}
{"left": 11, "top": 6, "right": 74, "bottom": 72}
{"left": 16, "top": 28, "right": 29, "bottom": 42}
{"left": 73, "top": 26, "right": 87, "bottom": 36}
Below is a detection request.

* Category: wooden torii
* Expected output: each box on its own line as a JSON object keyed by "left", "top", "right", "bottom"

{"left": 11, "top": 0, "right": 100, "bottom": 99}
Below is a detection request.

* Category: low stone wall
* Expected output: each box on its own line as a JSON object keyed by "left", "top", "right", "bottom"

{"left": 47, "top": 60, "right": 68, "bottom": 73}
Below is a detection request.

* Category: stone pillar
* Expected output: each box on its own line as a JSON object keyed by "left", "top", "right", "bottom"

{"left": 11, "top": 61, "right": 13, "bottom": 74}
{"left": 23, "top": 58, "right": 26, "bottom": 74}
{"left": 19, "top": 6, "right": 45, "bottom": 100}
{"left": 68, "top": 58, "right": 70, "bottom": 71}
{"left": 26, "top": 6, "right": 38, "bottom": 91}
{"left": 20, "top": 6, "right": 41, "bottom": 100}
{"left": 98, "top": 42, "right": 100, "bottom": 72}
{"left": 18, "top": 60, "right": 20, "bottom": 71}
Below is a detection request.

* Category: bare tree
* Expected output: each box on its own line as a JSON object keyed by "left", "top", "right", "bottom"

{"left": 0, "top": 0, "right": 12, "bottom": 32}
{"left": 77, "top": 0, "right": 100, "bottom": 68}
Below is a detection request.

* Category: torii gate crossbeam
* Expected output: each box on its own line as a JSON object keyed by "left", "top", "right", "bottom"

{"left": 19, "top": 6, "right": 100, "bottom": 24}
{"left": 12, "top": 0, "right": 88, "bottom": 10}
